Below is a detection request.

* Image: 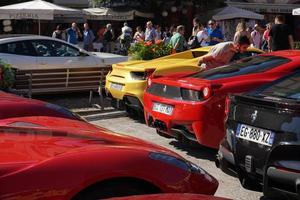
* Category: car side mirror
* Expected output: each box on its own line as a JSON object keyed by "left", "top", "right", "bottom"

{"left": 79, "top": 49, "right": 88, "bottom": 57}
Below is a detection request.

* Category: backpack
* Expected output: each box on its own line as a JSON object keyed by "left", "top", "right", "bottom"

{"left": 188, "top": 36, "right": 200, "bottom": 49}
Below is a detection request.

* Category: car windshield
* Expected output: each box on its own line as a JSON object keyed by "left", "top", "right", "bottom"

{"left": 191, "top": 56, "right": 290, "bottom": 80}
{"left": 256, "top": 72, "right": 300, "bottom": 101}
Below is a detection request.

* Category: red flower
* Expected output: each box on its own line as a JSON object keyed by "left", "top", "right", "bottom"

{"left": 145, "top": 41, "right": 152, "bottom": 47}
{"left": 155, "top": 40, "right": 162, "bottom": 45}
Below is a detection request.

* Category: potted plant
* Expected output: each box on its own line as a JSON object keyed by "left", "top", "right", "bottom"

{"left": 0, "top": 60, "right": 15, "bottom": 91}
{"left": 128, "top": 40, "right": 172, "bottom": 60}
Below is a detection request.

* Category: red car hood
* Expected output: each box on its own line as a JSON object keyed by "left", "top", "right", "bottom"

{"left": 0, "top": 116, "right": 176, "bottom": 176}
{"left": 0, "top": 91, "right": 43, "bottom": 104}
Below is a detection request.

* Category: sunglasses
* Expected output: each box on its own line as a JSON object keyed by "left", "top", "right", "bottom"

{"left": 208, "top": 23, "right": 215, "bottom": 25}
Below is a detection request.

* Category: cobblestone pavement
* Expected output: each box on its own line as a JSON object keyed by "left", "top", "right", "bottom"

{"left": 39, "top": 94, "right": 262, "bottom": 200}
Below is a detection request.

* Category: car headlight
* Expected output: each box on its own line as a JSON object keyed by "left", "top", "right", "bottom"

{"left": 149, "top": 152, "right": 206, "bottom": 175}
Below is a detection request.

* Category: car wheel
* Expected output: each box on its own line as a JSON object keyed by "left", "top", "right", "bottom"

{"left": 125, "top": 105, "right": 137, "bottom": 118}
{"left": 74, "top": 181, "right": 153, "bottom": 200}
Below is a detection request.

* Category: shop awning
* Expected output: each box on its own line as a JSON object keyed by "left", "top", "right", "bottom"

{"left": 213, "top": 6, "right": 264, "bottom": 21}
{"left": 83, "top": 7, "right": 153, "bottom": 21}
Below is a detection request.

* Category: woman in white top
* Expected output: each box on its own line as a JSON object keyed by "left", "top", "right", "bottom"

{"left": 196, "top": 25, "right": 209, "bottom": 47}
{"left": 133, "top": 26, "right": 145, "bottom": 43}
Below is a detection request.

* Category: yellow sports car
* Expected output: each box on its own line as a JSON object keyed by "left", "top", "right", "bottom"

{"left": 105, "top": 46, "right": 263, "bottom": 116}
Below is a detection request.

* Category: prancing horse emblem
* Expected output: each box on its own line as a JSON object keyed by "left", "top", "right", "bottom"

{"left": 251, "top": 110, "right": 258, "bottom": 123}
{"left": 163, "top": 85, "right": 167, "bottom": 93}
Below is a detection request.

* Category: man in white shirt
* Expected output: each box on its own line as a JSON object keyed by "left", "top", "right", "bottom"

{"left": 121, "top": 22, "right": 132, "bottom": 37}
{"left": 145, "top": 21, "right": 157, "bottom": 43}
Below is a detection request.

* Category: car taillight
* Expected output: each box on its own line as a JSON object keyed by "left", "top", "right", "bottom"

{"left": 146, "top": 68, "right": 155, "bottom": 87}
{"left": 131, "top": 68, "right": 155, "bottom": 81}
{"left": 130, "top": 71, "right": 146, "bottom": 80}
{"left": 147, "top": 77, "right": 152, "bottom": 87}
{"left": 224, "top": 96, "right": 231, "bottom": 122}
{"left": 203, "top": 86, "right": 212, "bottom": 99}
{"left": 181, "top": 88, "right": 203, "bottom": 101}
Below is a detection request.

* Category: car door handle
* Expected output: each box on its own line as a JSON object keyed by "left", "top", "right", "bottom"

{"left": 39, "top": 62, "right": 47, "bottom": 65}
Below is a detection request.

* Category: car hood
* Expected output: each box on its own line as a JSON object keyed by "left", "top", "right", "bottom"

{"left": 0, "top": 116, "right": 177, "bottom": 176}
{"left": 113, "top": 58, "right": 191, "bottom": 72}
{"left": 91, "top": 52, "right": 128, "bottom": 65}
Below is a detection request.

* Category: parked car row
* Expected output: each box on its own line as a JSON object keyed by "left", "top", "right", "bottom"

{"left": 105, "top": 48, "right": 300, "bottom": 200}
{"left": 0, "top": 91, "right": 220, "bottom": 199}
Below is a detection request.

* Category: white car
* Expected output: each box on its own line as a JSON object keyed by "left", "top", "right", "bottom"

{"left": 0, "top": 35, "right": 128, "bottom": 95}
{"left": 0, "top": 35, "right": 127, "bottom": 70}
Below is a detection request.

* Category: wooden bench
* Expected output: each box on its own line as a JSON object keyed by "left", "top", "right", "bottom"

{"left": 14, "top": 66, "right": 111, "bottom": 98}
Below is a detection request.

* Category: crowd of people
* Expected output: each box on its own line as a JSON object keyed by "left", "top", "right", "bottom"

{"left": 51, "top": 15, "right": 294, "bottom": 59}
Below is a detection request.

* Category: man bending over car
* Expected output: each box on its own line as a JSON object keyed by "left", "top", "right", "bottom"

{"left": 197, "top": 35, "right": 251, "bottom": 70}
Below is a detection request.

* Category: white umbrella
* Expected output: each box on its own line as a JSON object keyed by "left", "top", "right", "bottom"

{"left": 213, "top": 6, "right": 264, "bottom": 21}
{"left": 0, "top": 0, "right": 80, "bottom": 35}
{"left": 292, "top": 8, "right": 300, "bottom": 15}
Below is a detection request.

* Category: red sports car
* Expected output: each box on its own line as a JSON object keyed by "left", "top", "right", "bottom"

{"left": 0, "top": 116, "right": 218, "bottom": 200}
{"left": 144, "top": 50, "right": 300, "bottom": 149}
{"left": 0, "top": 91, "right": 81, "bottom": 120}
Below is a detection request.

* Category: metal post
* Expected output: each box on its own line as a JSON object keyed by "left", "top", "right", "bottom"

{"left": 28, "top": 72, "right": 32, "bottom": 99}
{"left": 38, "top": 19, "right": 41, "bottom": 35}
{"left": 99, "top": 68, "right": 104, "bottom": 111}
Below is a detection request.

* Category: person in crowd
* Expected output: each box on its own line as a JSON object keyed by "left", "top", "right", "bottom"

{"left": 207, "top": 19, "right": 224, "bottom": 46}
{"left": 122, "top": 22, "right": 132, "bottom": 37}
{"left": 251, "top": 24, "right": 262, "bottom": 49}
{"left": 197, "top": 35, "right": 251, "bottom": 70}
{"left": 83, "top": 23, "right": 95, "bottom": 51}
{"left": 66, "top": 22, "right": 82, "bottom": 45}
{"left": 170, "top": 25, "right": 186, "bottom": 53}
{"left": 52, "top": 25, "right": 65, "bottom": 40}
{"left": 145, "top": 21, "right": 157, "bottom": 43}
{"left": 97, "top": 26, "right": 105, "bottom": 43}
{"left": 133, "top": 26, "right": 145, "bottom": 43}
{"left": 261, "top": 23, "right": 272, "bottom": 51}
{"left": 269, "top": 15, "right": 294, "bottom": 51}
{"left": 103, "top": 23, "right": 114, "bottom": 53}
{"left": 192, "top": 17, "right": 201, "bottom": 36}
{"left": 188, "top": 25, "right": 201, "bottom": 49}
{"left": 233, "top": 22, "right": 251, "bottom": 44}
{"left": 169, "top": 25, "right": 176, "bottom": 36}
{"left": 163, "top": 27, "right": 172, "bottom": 44}
{"left": 196, "top": 24, "right": 209, "bottom": 47}
{"left": 155, "top": 25, "right": 163, "bottom": 41}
